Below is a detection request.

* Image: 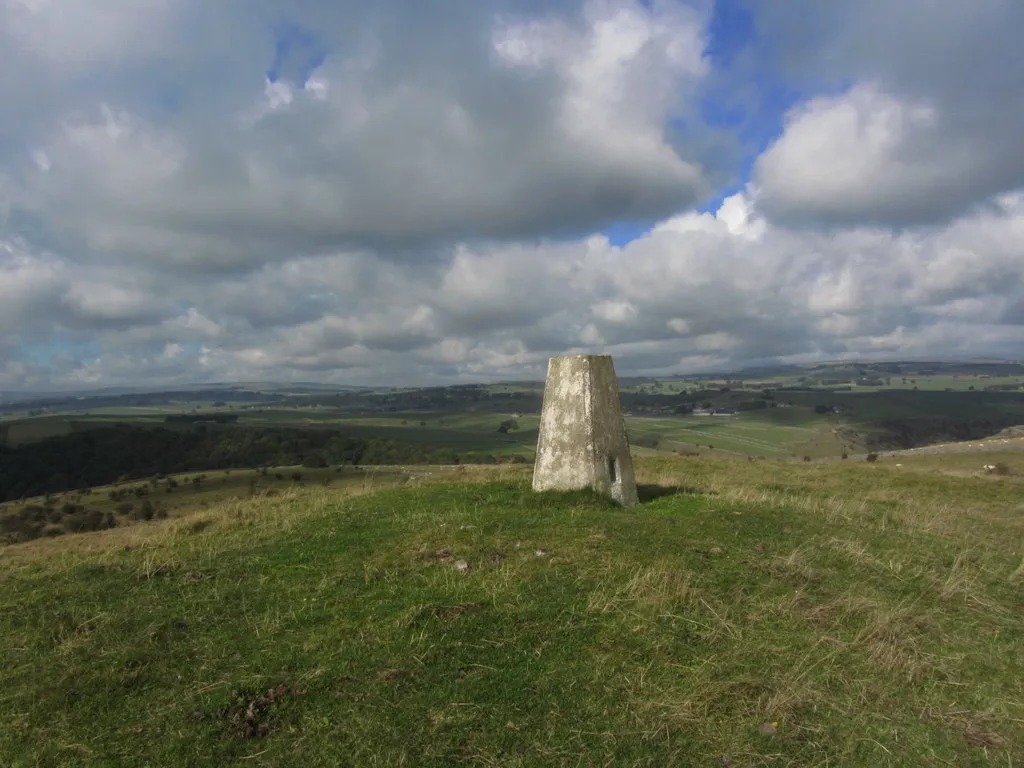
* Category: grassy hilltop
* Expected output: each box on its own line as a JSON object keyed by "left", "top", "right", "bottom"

{"left": 1, "top": 451, "right": 1022, "bottom": 766}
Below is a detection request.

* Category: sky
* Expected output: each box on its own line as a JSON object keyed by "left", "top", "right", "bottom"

{"left": 1, "top": 0, "right": 1023, "bottom": 392}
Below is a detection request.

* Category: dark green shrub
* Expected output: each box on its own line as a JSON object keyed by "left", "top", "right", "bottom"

{"left": 0, "top": 513, "right": 43, "bottom": 542}
{"left": 132, "top": 500, "right": 156, "bottom": 521}
{"left": 62, "top": 508, "right": 106, "bottom": 533}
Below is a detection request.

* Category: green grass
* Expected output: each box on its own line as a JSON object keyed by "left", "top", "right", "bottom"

{"left": 625, "top": 412, "right": 846, "bottom": 459}
{"left": 1, "top": 455, "right": 1022, "bottom": 766}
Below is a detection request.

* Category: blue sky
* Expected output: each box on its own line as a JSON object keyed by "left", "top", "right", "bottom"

{"left": 1, "top": 0, "right": 1023, "bottom": 390}
{"left": 267, "top": 21, "right": 328, "bottom": 86}
{"left": 602, "top": 0, "right": 807, "bottom": 245}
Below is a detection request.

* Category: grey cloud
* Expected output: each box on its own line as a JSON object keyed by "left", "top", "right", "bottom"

{"left": 5, "top": 0, "right": 711, "bottom": 273}
{"left": 2, "top": 1, "right": 1022, "bottom": 391}
{"left": 749, "top": 1, "right": 1024, "bottom": 227}
{"left": 6, "top": 187, "right": 1024, "bottom": 391}
{"left": 0, "top": 241, "right": 67, "bottom": 341}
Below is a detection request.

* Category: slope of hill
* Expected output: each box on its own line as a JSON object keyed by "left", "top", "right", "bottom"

{"left": 1, "top": 454, "right": 1021, "bottom": 766}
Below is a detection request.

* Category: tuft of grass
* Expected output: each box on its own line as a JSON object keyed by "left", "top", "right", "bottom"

{"left": 0, "top": 455, "right": 1022, "bottom": 766}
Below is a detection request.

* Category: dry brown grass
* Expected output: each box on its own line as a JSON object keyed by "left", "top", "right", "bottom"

{"left": 587, "top": 563, "right": 697, "bottom": 617}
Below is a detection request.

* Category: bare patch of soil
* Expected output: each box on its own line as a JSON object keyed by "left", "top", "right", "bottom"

{"left": 215, "top": 684, "right": 290, "bottom": 740}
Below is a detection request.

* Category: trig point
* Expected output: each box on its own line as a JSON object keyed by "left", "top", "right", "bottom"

{"left": 532, "top": 354, "right": 638, "bottom": 506}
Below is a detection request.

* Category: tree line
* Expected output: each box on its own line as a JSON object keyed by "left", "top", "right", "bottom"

{"left": 0, "top": 425, "right": 474, "bottom": 502}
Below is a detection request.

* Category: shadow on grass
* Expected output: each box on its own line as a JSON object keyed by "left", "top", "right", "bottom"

{"left": 637, "top": 484, "right": 709, "bottom": 503}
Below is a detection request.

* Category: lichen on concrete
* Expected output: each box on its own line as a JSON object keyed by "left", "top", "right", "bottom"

{"left": 532, "top": 354, "right": 638, "bottom": 506}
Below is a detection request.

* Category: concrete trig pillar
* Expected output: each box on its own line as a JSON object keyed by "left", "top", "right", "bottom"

{"left": 532, "top": 354, "right": 638, "bottom": 506}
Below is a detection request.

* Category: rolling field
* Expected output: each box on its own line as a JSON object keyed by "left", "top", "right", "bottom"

{"left": 629, "top": 371, "right": 1024, "bottom": 395}
{"left": 4, "top": 367, "right": 1022, "bottom": 464}
{"left": 625, "top": 412, "right": 850, "bottom": 459}
{"left": 0, "top": 417, "right": 75, "bottom": 447}
{"left": 330, "top": 412, "right": 540, "bottom": 457}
